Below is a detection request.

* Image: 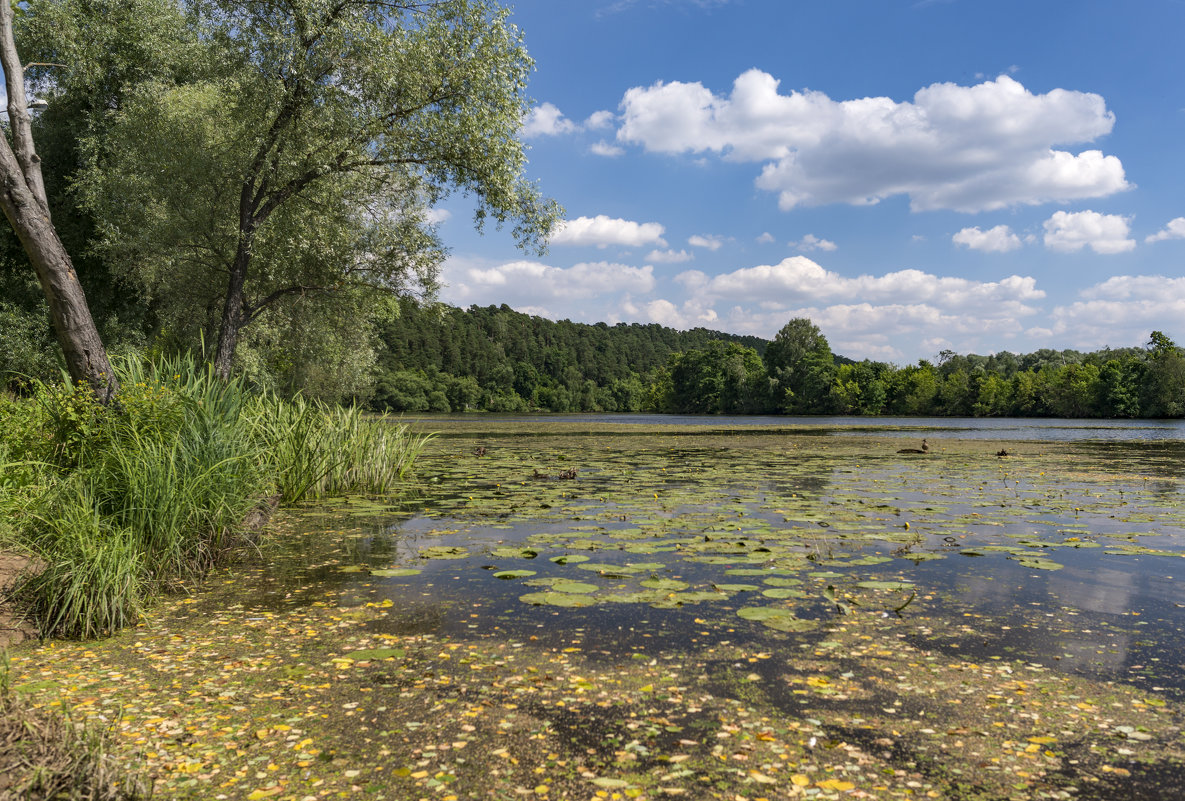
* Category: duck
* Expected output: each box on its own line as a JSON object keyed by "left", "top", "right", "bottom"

{"left": 896, "top": 438, "right": 929, "bottom": 455}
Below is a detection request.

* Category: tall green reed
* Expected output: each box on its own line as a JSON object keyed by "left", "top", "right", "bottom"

{"left": 248, "top": 393, "right": 431, "bottom": 503}
{"left": 3, "top": 353, "right": 428, "bottom": 639}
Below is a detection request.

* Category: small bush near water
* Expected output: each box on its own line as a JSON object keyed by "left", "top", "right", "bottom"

{"left": 0, "top": 353, "right": 428, "bottom": 640}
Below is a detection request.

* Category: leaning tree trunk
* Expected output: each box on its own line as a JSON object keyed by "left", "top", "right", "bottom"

{"left": 212, "top": 226, "right": 255, "bottom": 381}
{"left": 0, "top": 1, "right": 117, "bottom": 403}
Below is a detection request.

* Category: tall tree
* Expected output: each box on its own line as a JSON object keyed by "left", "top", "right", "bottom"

{"left": 0, "top": 1, "right": 116, "bottom": 401}
{"left": 54, "top": 0, "right": 559, "bottom": 379}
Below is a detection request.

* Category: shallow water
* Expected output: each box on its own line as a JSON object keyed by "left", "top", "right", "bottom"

{"left": 256, "top": 426, "right": 1185, "bottom": 696}
{"left": 403, "top": 413, "right": 1185, "bottom": 441}
{"left": 12, "top": 422, "right": 1185, "bottom": 800}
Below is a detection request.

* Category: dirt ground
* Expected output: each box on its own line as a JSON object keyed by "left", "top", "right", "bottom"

{"left": 0, "top": 551, "right": 39, "bottom": 649}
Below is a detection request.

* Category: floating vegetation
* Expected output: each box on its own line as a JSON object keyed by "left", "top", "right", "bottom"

{"left": 7, "top": 422, "right": 1185, "bottom": 799}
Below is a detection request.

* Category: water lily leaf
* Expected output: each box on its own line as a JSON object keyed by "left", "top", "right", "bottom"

{"left": 519, "top": 592, "right": 597, "bottom": 607}
{"left": 640, "top": 578, "right": 689, "bottom": 591}
{"left": 419, "top": 546, "right": 469, "bottom": 560}
{"left": 576, "top": 563, "right": 644, "bottom": 575}
{"left": 737, "top": 607, "right": 820, "bottom": 632}
{"left": 763, "top": 577, "right": 803, "bottom": 587}
{"left": 856, "top": 580, "right": 915, "bottom": 591}
{"left": 551, "top": 580, "right": 600, "bottom": 594}
{"left": 1013, "top": 557, "right": 1064, "bottom": 570}
{"left": 491, "top": 547, "right": 539, "bottom": 559}
{"left": 601, "top": 590, "right": 670, "bottom": 604}
{"left": 847, "top": 555, "right": 893, "bottom": 566}
{"left": 549, "top": 554, "right": 589, "bottom": 564}
{"left": 725, "top": 568, "right": 798, "bottom": 576}
{"left": 762, "top": 588, "right": 806, "bottom": 599}
{"left": 370, "top": 568, "right": 422, "bottom": 577}
{"left": 713, "top": 583, "right": 759, "bottom": 592}
{"left": 492, "top": 570, "right": 537, "bottom": 579}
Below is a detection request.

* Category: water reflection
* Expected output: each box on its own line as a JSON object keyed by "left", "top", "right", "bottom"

{"left": 407, "top": 412, "right": 1185, "bottom": 441}
{"left": 242, "top": 429, "right": 1185, "bottom": 700}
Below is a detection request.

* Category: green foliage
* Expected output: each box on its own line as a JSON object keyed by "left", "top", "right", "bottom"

{"left": 18, "top": 483, "right": 147, "bottom": 639}
{"left": 248, "top": 394, "right": 430, "bottom": 503}
{"left": 371, "top": 300, "right": 767, "bottom": 413}
{"left": 0, "top": 353, "right": 427, "bottom": 638}
{"left": 0, "top": 301, "right": 60, "bottom": 389}
{"left": 368, "top": 304, "right": 1182, "bottom": 419}
{"left": 657, "top": 341, "right": 770, "bottom": 414}
{"left": 27, "top": 0, "right": 560, "bottom": 379}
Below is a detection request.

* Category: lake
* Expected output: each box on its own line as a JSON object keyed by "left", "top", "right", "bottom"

{"left": 403, "top": 412, "right": 1185, "bottom": 441}
{"left": 9, "top": 419, "right": 1185, "bottom": 799}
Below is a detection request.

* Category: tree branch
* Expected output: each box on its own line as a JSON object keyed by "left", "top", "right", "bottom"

{"left": 0, "top": 1, "right": 50, "bottom": 217}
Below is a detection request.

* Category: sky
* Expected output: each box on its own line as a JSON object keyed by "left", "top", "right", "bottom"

{"left": 433, "top": 0, "right": 1185, "bottom": 364}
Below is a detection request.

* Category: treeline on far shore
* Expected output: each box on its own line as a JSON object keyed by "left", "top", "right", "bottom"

{"left": 371, "top": 302, "right": 1185, "bottom": 419}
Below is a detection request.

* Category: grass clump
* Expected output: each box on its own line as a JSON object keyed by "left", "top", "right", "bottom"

{"left": 250, "top": 393, "right": 431, "bottom": 503}
{"left": 0, "top": 669, "right": 149, "bottom": 800}
{"left": 0, "top": 353, "right": 427, "bottom": 639}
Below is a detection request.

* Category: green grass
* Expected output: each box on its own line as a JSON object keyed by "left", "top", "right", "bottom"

{"left": 0, "top": 353, "right": 428, "bottom": 639}
{"left": 249, "top": 393, "right": 431, "bottom": 503}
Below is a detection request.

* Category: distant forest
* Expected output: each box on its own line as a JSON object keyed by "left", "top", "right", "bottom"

{"left": 372, "top": 301, "right": 1185, "bottom": 418}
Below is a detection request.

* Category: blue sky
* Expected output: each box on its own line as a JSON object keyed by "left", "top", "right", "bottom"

{"left": 434, "top": 0, "right": 1185, "bottom": 364}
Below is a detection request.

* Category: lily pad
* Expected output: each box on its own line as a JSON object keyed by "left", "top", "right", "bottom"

{"left": 762, "top": 588, "right": 806, "bottom": 599}
{"left": 762, "top": 577, "right": 803, "bottom": 587}
{"left": 549, "top": 554, "right": 590, "bottom": 564}
{"left": 492, "top": 570, "right": 537, "bottom": 579}
{"left": 519, "top": 592, "right": 598, "bottom": 607}
{"left": 492, "top": 546, "right": 540, "bottom": 559}
{"left": 640, "top": 578, "right": 689, "bottom": 591}
{"left": 1013, "top": 557, "right": 1064, "bottom": 570}
{"left": 419, "top": 546, "right": 469, "bottom": 560}
{"left": 856, "top": 580, "right": 915, "bottom": 591}
{"left": 551, "top": 580, "right": 600, "bottom": 594}
{"left": 737, "top": 607, "right": 819, "bottom": 632}
{"left": 370, "top": 568, "right": 422, "bottom": 577}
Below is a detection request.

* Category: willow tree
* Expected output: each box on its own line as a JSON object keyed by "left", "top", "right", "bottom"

{"left": 0, "top": 0, "right": 117, "bottom": 401}
{"left": 44, "top": 0, "right": 558, "bottom": 379}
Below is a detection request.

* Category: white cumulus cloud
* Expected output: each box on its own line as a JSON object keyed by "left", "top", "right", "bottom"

{"left": 1043, "top": 210, "right": 1135, "bottom": 254}
{"left": 441, "top": 258, "right": 656, "bottom": 312}
{"left": 682, "top": 256, "right": 1044, "bottom": 310}
{"left": 688, "top": 234, "right": 724, "bottom": 250}
{"left": 756, "top": 232, "right": 776, "bottom": 244}
{"left": 522, "top": 102, "right": 578, "bottom": 137}
{"left": 590, "top": 140, "right": 625, "bottom": 157}
{"left": 792, "top": 233, "right": 837, "bottom": 252}
{"left": 646, "top": 248, "right": 694, "bottom": 263}
{"left": 617, "top": 71, "right": 1129, "bottom": 212}
{"left": 551, "top": 215, "right": 667, "bottom": 248}
{"left": 585, "top": 110, "right": 616, "bottom": 130}
{"left": 952, "top": 224, "right": 1023, "bottom": 253}
{"left": 1035, "top": 275, "right": 1185, "bottom": 350}
{"left": 1145, "top": 217, "right": 1185, "bottom": 243}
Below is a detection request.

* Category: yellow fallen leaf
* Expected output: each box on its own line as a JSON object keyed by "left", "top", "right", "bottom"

{"left": 817, "top": 779, "right": 855, "bottom": 791}
{"left": 246, "top": 788, "right": 283, "bottom": 801}
{"left": 791, "top": 774, "right": 810, "bottom": 786}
